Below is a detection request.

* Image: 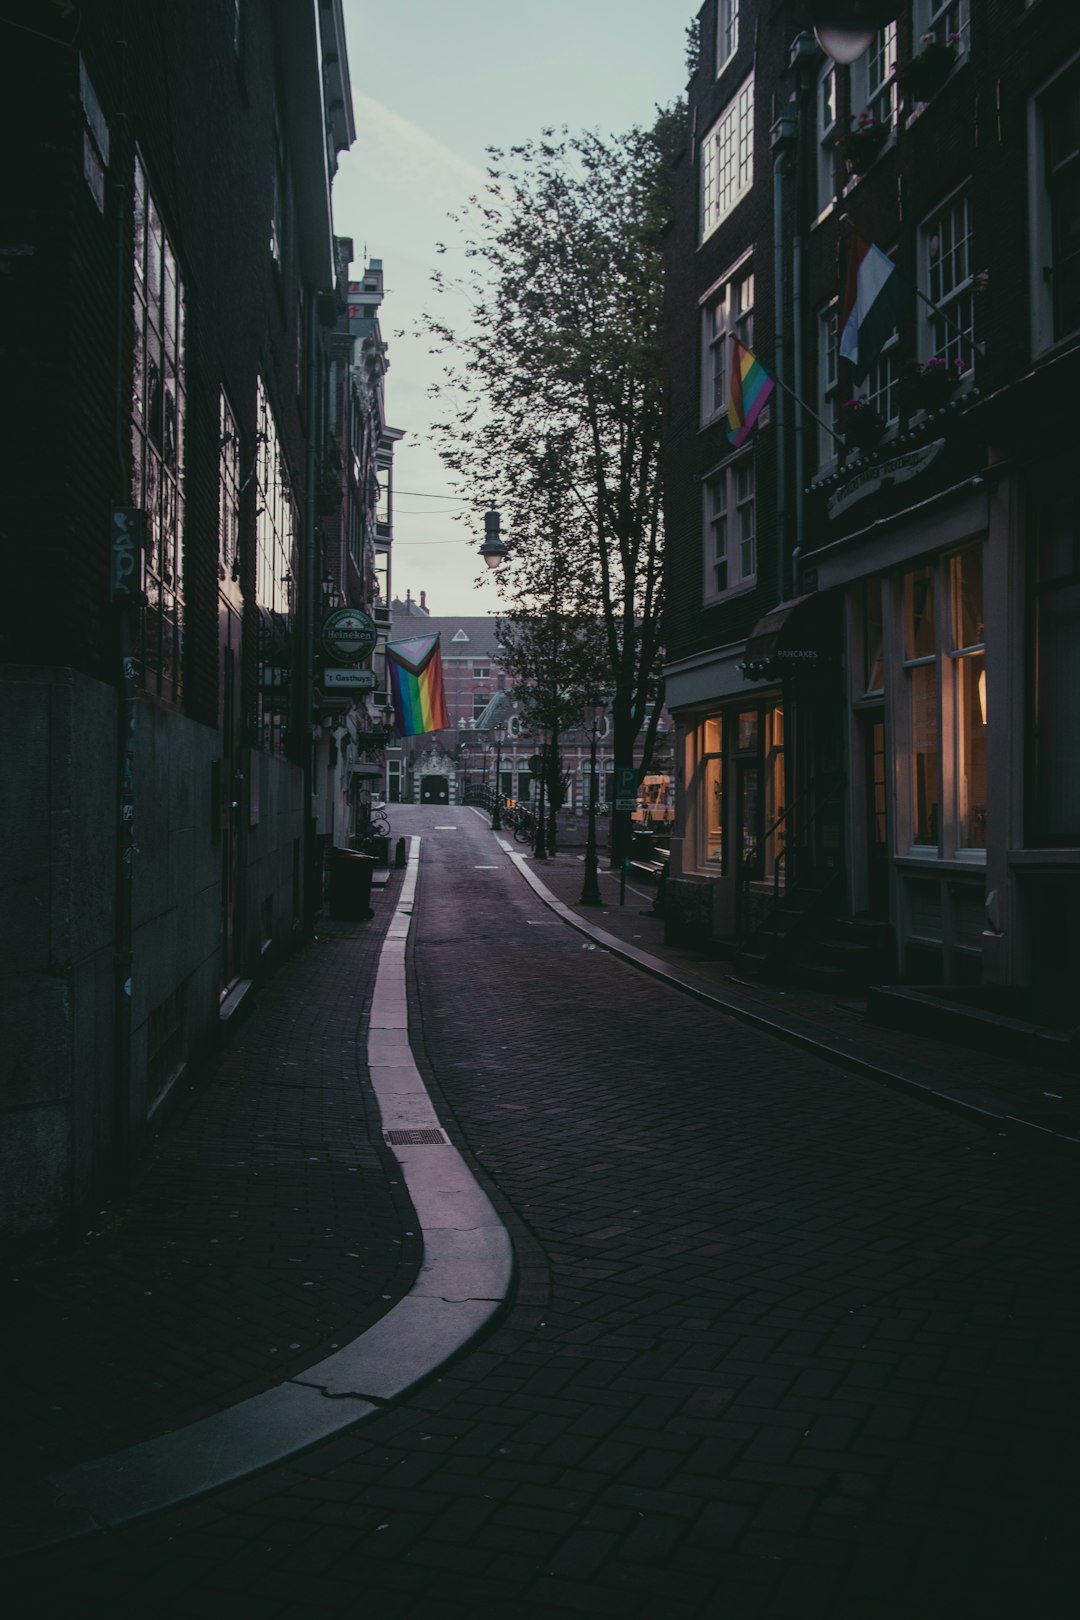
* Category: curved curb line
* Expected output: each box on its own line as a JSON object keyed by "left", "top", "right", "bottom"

{"left": 509, "top": 851, "right": 1078, "bottom": 1151}
{"left": 2, "top": 837, "right": 514, "bottom": 1559}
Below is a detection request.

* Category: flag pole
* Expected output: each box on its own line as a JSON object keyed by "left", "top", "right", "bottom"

{"left": 768, "top": 373, "right": 847, "bottom": 449}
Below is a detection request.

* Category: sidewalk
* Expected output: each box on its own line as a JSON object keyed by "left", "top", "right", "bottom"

{"left": 522, "top": 843, "right": 1080, "bottom": 1146}
{"left": 0, "top": 867, "right": 418, "bottom": 1482}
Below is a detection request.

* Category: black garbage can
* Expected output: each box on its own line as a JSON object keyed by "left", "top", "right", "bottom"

{"left": 328, "top": 848, "right": 375, "bottom": 920}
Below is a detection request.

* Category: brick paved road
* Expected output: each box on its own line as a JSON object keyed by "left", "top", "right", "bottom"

{"left": 9, "top": 807, "right": 1080, "bottom": 1617}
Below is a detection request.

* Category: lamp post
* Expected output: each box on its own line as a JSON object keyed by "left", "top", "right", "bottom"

{"left": 580, "top": 699, "right": 605, "bottom": 906}
{"left": 534, "top": 742, "right": 548, "bottom": 860}
{"left": 491, "top": 722, "right": 505, "bottom": 830}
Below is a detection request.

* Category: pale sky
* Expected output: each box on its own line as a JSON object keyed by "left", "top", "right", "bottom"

{"left": 332, "top": 0, "right": 688, "bottom": 615}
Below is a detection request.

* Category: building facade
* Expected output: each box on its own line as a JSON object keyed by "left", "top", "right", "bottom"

{"left": 663, "top": 0, "right": 1080, "bottom": 1025}
{"left": 0, "top": 1, "right": 357, "bottom": 1254}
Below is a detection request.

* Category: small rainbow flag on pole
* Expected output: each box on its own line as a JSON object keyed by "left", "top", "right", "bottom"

{"left": 386, "top": 634, "right": 451, "bottom": 737}
{"left": 726, "top": 337, "right": 775, "bottom": 447}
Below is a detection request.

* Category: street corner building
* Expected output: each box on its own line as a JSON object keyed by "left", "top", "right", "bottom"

{"left": 661, "top": 2, "right": 1080, "bottom": 1041}
{"left": 0, "top": 1, "right": 400, "bottom": 1258}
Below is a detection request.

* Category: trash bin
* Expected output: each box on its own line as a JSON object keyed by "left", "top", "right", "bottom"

{"left": 328, "top": 848, "right": 375, "bottom": 920}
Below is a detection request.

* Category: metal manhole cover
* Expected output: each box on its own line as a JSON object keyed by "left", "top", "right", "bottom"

{"left": 384, "top": 1128, "right": 449, "bottom": 1146}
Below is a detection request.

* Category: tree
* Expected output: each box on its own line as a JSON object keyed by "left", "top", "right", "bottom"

{"left": 427, "top": 104, "right": 684, "bottom": 860}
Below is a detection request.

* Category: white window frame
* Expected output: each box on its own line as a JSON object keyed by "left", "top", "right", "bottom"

{"left": 716, "top": 0, "right": 738, "bottom": 76}
{"left": 850, "top": 23, "right": 898, "bottom": 137}
{"left": 818, "top": 301, "right": 840, "bottom": 469}
{"left": 701, "top": 76, "right": 754, "bottom": 242}
{"left": 1028, "top": 56, "right": 1080, "bottom": 357}
{"left": 815, "top": 61, "right": 838, "bottom": 217}
{"left": 920, "top": 188, "right": 975, "bottom": 376}
{"left": 914, "top": 0, "right": 970, "bottom": 58}
{"left": 700, "top": 260, "right": 754, "bottom": 427}
{"left": 704, "top": 453, "right": 756, "bottom": 602}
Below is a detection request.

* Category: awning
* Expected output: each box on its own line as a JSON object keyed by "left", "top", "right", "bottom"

{"left": 350, "top": 761, "right": 383, "bottom": 779}
{"left": 742, "top": 592, "right": 836, "bottom": 681}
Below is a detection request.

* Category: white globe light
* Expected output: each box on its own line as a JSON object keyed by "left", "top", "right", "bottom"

{"left": 814, "top": 26, "right": 874, "bottom": 62}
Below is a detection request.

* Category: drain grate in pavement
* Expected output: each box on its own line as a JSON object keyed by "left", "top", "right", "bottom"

{"left": 384, "top": 1127, "right": 450, "bottom": 1146}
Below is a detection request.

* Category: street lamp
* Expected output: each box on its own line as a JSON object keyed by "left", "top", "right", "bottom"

{"left": 491, "top": 722, "right": 505, "bottom": 830}
{"left": 580, "top": 698, "right": 606, "bottom": 906}
{"left": 478, "top": 507, "right": 509, "bottom": 568}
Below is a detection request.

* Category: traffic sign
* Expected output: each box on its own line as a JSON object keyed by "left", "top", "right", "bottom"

{"left": 614, "top": 766, "right": 637, "bottom": 811}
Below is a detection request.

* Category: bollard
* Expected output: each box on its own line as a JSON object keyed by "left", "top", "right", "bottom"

{"left": 395, "top": 836, "right": 407, "bottom": 869}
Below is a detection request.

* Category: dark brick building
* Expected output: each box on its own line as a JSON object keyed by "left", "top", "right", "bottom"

{"left": 0, "top": 1, "right": 356, "bottom": 1254}
{"left": 663, "top": 0, "right": 1080, "bottom": 1031}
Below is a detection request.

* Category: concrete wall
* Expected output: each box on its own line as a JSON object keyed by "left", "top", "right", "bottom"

{"left": 0, "top": 668, "right": 304, "bottom": 1258}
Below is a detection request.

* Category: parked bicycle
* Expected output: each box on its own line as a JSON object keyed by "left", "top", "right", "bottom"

{"left": 511, "top": 803, "right": 537, "bottom": 844}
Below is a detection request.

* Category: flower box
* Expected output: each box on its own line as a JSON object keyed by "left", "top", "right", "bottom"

{"left": 840, "top": 396, "right": 884, "bottom": 455}
{"left": 899, "top": 37, "right": 958, "bottom": 106}
{"left": 838, "top": 113, "right": 890, "bottom": 176}
{"left": 902, "top": 356, "right": 964, "bottom": 414}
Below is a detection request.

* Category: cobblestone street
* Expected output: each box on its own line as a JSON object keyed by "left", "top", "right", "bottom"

{"left": 6, "top": 808, "right": 1079, "bottom": 1617}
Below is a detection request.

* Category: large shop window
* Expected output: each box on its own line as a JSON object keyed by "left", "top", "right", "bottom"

{"left": 702, "top": 716, "right": 723, "bottom": 868}
{"left": 131, "top": 156, "right": 186, "bottom": 705}
{"left": 1031, "top": 491, "right": 1080, "bottom": 843}
{"left": 900, "top": 549, "right": 986, "bottom": 856}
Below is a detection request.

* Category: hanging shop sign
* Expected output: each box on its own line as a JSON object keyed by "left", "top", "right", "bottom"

{"left": 322, "top": 667, "right": 376, "bottom": 691}
{"left": 826, "top": 439, "right": 946, "bottom": 520}
{"left": 319, "top": 607, "right": 378, "bottom": 664}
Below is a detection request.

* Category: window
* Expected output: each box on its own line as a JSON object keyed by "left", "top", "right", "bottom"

{"left": 704, "top": 455, "right": 755, "bottom": 598}
{"left": 701, "top": 77, "right": 753, "bottom": 241}
{"left": 131, "top": 155, "right": 186, "bottom": 705}
{"left": 818, "top": 302, "right": 840, "bottom": 467}
{"left": 816, "top": 62, "right": 837, "bottom": 215}
{"left": 915, "top": 0, "right": 970, "bottom": 55}
{"left": 922, "top": 191, "right": 974, "bottom": 373}
{"left": 472, "top": 693, "right": 490, "bottom": 721}
{"left": 899, "top": 551, "right": 986, "bottom": 857}
{"left": 702, "top": 267, "right": 753, "bottom": 425}
{"left": 702, "top": 716, "right": 723, "bottom": 867}
{"left": 948, "top": 549, "right": 987, "bottom": 850}
{"left": 270, "top": 111, "right": 285, "bottom": 265}
{"left": 850, "top": 23, "right": 897, "bottom": 135}
{"left": 1032, "top": 67, "right": 1080, "bottom": 352}
{"left": 1031, "top": 490, "right": 1080, "bottom": 843}
{"left": 716, "top": 0, "right": 738, "bottom": 74}
{"left": 903, "top": 567, "right": 940, "bottom": 848}
{"left": 862, "top": 346, "right": 900, "bottom": 429}
{"left": 255, "top": 378, "right": 296, "bottom": 756}
{"left": 218, "top": 391, "right": 240, "bottom": 584}
{"left": 473, "top": 665, "right": 490, "bottom": 679}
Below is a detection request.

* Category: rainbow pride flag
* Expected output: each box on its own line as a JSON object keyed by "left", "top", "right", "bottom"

{"left": 386, "top": 634, "right": 451, "bottom": 737}
{"left": 726, "top": 338, "right": 774, "bottom": 448}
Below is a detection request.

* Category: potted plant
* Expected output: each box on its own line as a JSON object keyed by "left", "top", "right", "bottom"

{"left": 838, "top": 111, "right": 890, "bottom": 176}
{"left": 840, "top": 395, "right": 884, "bottom": 455}
{"left": 899, "top": 33, "right": 959, "bottom": 106}
{"left": 903, "top": 355, "right": 965, "bottom": 413}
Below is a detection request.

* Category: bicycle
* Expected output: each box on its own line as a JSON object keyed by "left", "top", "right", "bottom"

{"left": 511, "top": 803, "right": 537, "bottom": 844}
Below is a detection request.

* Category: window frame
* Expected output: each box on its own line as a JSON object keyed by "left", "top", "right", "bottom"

{"left": 1028, "top": 57, "right": 1080, "bottom": 357}
{"left": 849, "top": 22, "right": 898, "bottom": 139}
{"left": 716, "top": 0, "right": 739, "bottom": 77}
{"left": 815, "top": 60, "right": 838, "bottom": 218}
{"left": 701, "top": 259, "right": 754, "bottom": 427}
{"left": 700, "top": 75, "right": 754, "bottom": 242}
{"left": 914, "top": 0, "right": 971, "bottom": 58}
{"left": 131, "top": 152, "right": 186, "bottom": 707}
{"left": 920, "top": 186, "right": 975, "bottom": 377}
{"left": 703, "top": 451, "right": 756, "bottom": 603}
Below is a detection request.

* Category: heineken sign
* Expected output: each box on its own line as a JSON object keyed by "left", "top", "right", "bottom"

{"left": 319, "top": 607, "right": 377, "bottom": 664}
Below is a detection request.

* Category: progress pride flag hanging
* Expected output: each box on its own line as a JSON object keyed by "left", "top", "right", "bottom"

{"left": 386, "top": 634, "right": 451, "bottom": 737}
